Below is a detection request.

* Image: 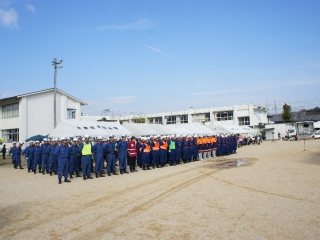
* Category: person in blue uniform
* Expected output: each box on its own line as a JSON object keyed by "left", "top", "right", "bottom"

{"left": 168, "top": 135, "right": 176, "bottom": 166}
{"left": 48, "top": 139, "right": 58, "bottom": 175}
{"left": 136, "top": 138, "right": 142, "bottom": 168}
{"left": 9, "top": 142, "right": 23, "bottom": 169}
{"left": 33, "top": 141, "right": 42, "bottom": 174}
{"left": 40, "top": 138, "right": 50, "bottom": 175}
{"left": 16, "top": 142, "right": 24, "bottom": 169}
{"left": 181, "top": 136, "right": 189, "bottom": 163}
{"left": 175, "top": 136, "right": 182, "bottom": 164}
{"left": 92, "top": 136, "right": 106, "bottom": 178}
{"left": 117, "top": 136, "right": 128, "bottom": 174}
{"left": 79, "top": 135, "right": 93, "bottom": 180}
{"left": 22, "top": 141, "right": 35, "bottom": 172}
{"left": 55, "top": 137, "right": 71, "bottom": 184}
{"left": 159, "top": 136, "right": 168, "bottom": 167}
{"left": 104, "top": 136, "right": 118, "bottom": 176}
{"left": 150, "top": 136, "right": 160, "bottom": 168}
{"left": 69, "top": 137, "right": 81, "bottom": 178}
{"left": 140, "top": 138, "right": 151, "bottom": 170}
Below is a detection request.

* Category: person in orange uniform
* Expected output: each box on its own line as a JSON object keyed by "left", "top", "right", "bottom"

{"left": 159, "top": 136, "right": 168, "bottom": 167}
{"left": 151, "top": 136, "right": 160, "bottom": 168}
{"left": 141, "top": 138, "right": 151, "bottom": 170}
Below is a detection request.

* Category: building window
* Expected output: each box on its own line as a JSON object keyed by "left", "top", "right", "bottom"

{"left": 166, "top": 116, "right": 176, "bottom": 125}
{"left": 149, "top": 117, "right": 163, "bottom": 124}
{"left": 2, "top": 103, "right": 19, "bottom": 119}
{"left": 191, "top": 113, "right": 210, "bottom": 123}
{"left": 215, "top": 111, "right": 233, "bottom": 121}
{"left": 67, "top": 108, "right": 76, "bottom": 119}
{"left": 180, "top": 115, "right": 188, "bottom": 124}
{"left": 132, "top": 118, "right": 146, "bottom": 123}
{"left": 1, "top": 129, "right": 19, "bottom": 142}
{"left": 238, "top": 117, "right": 250, "bottom": 126}
{"left": 205, "top": 113, "right": 210, "bottom": 122}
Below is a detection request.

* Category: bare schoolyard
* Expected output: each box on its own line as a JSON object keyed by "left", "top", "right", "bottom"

{"left": 0, "top": 140, "right": 319, "bottom": 240}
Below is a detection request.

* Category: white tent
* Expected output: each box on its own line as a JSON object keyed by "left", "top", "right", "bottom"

{"left": 205, "top": 124, "right": 232, "bottom": 135}
{"left": 49, "top": 121, "right": 133, "bottom": 138}
{"left": 223, "top": 125, "right": 258, "bottom": 136}
{"left": 122, "top": 123, "right": 215, "bottom": 136}
{"left": 122, "top": 123, "right": 161, "bottom": 136}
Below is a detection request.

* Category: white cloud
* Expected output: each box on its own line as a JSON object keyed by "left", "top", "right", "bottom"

{"left": 144, "top": 45, "right": 161, "bottom": 53}
{"left": 108, "top": 96, "right": 137, "bottom": 104}
{"left": 97, "top": 18, "right": 150, "bottom": 31}
{"left": 26, "top": 3, "right": 36, "bottom": 13}
{"left": 0, "top": 8, "right": 18, "bottom": 28}
{"left": 144, "top": 44, "right": 178, "bottom": 59}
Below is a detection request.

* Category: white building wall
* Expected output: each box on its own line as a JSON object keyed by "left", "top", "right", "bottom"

{"left": 118, "top": 104, "right": 268, "bottom": 128}
{"left": 24, "top": 91, "right": 54, "bottom": 139}
{"left": 0, "top": 90, "right": 84, "bottom": 143}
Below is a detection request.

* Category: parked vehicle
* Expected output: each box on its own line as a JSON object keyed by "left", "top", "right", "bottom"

{"left": 313, "top": 130, "right": 320, "bottom": 139}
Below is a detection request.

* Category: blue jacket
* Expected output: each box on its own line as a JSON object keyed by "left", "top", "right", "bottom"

{"left": 92, "top": 142, "right": 104, "bottom": 157}
{"left": 117, "top": 140, "right": 127, "bottom": 152}
{"left": 41, "top": 143, "right": 50, "bottom": 157}
{"left": 104, "top": 141, "right": 117, "bottom": 154}
{"left": 33, "top": 146, "right": 42, "bottom": 161}
{"left": 55, "top": 145, "right": 70, "bottom": 159}
{"left": 70, "top": 144, "right": 80, "bottom": 157}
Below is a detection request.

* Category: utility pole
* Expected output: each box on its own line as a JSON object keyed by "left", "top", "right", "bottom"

{"left": 52, "top": 58, "right": 63, "bottom": 128}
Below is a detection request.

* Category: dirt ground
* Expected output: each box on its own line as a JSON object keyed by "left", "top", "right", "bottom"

{"left": 0, "top": 140, "right": 319, "bottom": 240}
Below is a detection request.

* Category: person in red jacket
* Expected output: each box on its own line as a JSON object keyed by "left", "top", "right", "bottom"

{"left": 127, "top": 137, "right": 137, "bottom": 172}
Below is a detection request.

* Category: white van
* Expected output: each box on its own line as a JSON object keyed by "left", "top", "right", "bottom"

{"left": 313, "top": 130, "right": 320, "bottom": 139}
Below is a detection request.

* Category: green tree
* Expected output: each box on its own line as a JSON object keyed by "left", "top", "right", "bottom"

{"left": 282, "top": 103, "right": 292, "bottom": 122}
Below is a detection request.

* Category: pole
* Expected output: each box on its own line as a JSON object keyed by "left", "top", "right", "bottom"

{"left": 52, "top": 58, "right": 63, "bottom": 128}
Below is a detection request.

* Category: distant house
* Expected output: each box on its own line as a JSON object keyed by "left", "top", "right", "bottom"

{"left": 0, "top": 88, "right": 86, "bottom": 143}
{"left": 268, "top": 107, "right": 320, "bottom": 123}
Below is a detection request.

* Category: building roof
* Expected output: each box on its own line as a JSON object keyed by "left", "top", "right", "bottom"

{"left": 269, "top": 108, "right": 320, "bottom": 123}
{"left": 0, "top": 88, "right": 87, "bottom": 105}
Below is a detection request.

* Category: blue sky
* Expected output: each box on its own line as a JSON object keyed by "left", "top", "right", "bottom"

{"left": 1, "top": 0, "right": 319, "bottom": 115}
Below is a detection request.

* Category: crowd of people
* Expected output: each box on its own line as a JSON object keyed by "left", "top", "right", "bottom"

{"left": 8, "top": 134, "right": 238, "bottom": 184}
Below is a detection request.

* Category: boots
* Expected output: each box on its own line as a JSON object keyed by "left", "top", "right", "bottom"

{"left": 113, "top": 171, "right": 118, "bottom": 175}
{"left": 76, "top": 173, "right": 82, "bottom": 177}
{"left": 58, "top": 178, "right": 62, "bottom": 184}
{"left": 83, "top": 175, "right": 87, "bottom": 180}
{"left": 64, "top": 179, "right": 71, "bottom": 183}
{"left": 96, "top": 173, "right": 99, "bottom": 178}
{"left": 99, "top": 172, "right": 105, "bottom": 177}
{"left": 19, "top": 166, "right": 24, "bottom": 169}
{"left": 87, "top": 175, "right": 93, "bottom": 179}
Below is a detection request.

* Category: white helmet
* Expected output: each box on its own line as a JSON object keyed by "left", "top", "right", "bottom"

{"left": 73, "top": 137, "right": 78, "bottom": 141}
